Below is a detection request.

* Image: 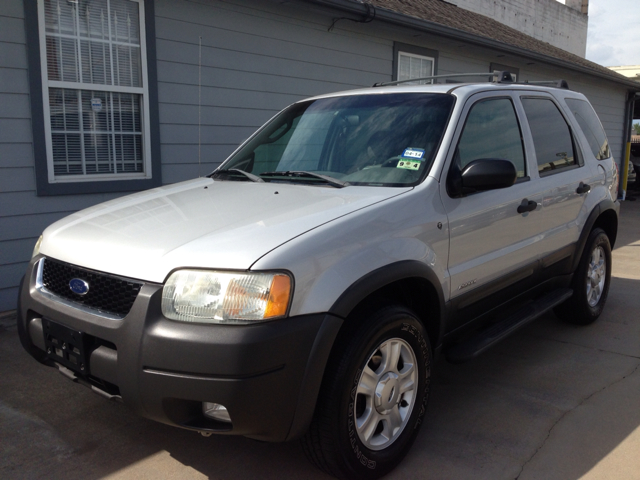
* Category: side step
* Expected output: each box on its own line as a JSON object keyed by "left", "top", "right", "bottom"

{"left": 445, "top": 288, "right": 573, "bottom": 364}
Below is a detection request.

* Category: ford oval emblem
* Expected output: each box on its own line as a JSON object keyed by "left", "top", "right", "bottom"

{"left": 69, "top": 278, "right": 90, "bottom": 296}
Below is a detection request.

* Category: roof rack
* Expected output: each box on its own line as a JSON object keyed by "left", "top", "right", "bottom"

{"left": 522, "top": 79, "right": 570, "bottom": 89}
{"left": 372, "top": 71, "right": 570, "bottom": 89}
{"left": 373, "top": 71, "right": 515, "bottom": 87}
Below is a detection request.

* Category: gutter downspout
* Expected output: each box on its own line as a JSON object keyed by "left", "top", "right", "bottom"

{"left": 305, "top": 0, "right": 640, "bottom": 89}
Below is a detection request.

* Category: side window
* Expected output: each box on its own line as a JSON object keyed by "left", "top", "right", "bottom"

{"left": 521, "top": 98, "right": 576, "bottom": 174}
{"left": 564, "top": 98, "right": 611, "bottom": 160}
{"left": 456, "top": 98, "right": 526, "bottom": 177}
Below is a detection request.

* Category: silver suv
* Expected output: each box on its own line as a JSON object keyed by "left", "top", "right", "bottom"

{"left": 18, "top": 74, "right": 619, "bottom": 479}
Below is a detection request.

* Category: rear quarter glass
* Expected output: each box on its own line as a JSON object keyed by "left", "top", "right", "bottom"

{"left": 564, "top": 98, "right": 611, "bottom": 160}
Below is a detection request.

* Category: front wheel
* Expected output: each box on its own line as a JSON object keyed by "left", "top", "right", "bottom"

{"left": 302, "top": 305, "right": 431, "bottom": 479}
{"left": 555, "top": 227, "right": 612, "bottom": 325}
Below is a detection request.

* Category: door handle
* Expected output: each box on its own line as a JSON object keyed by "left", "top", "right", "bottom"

{"left": 576, "top": 182, "right": 591, "bottom": 194}
{"left": 517, "top": 199, "right": 537, "bottom": 214}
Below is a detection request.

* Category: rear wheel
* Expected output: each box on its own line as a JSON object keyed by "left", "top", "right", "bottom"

{"left": 302, "top": 305, "right": 431, "bottom": 479}
{"left": 555, "top": 228, "right": 612, "bottom": 325}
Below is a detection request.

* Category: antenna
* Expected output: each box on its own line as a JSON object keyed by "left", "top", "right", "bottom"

{"left": 198, "top": 36, "right": 202, "bottom": 177}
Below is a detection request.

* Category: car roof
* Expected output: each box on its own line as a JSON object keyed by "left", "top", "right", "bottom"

{"left": 300, "top": 82, "right": 583, "bottom": 104}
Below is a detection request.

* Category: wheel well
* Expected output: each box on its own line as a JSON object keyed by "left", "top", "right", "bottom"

{"left": 344, "top": 277, "right": 441, "bottom": 351}
{"left": 593, "top": 209, "right": 618, "bottom": 249}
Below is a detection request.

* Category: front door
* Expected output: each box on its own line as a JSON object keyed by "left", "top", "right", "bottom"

{"left": 440, "top": 92, "right": 545, "bottom": 331}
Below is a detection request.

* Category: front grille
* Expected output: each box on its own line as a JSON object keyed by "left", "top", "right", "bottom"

{"left": 41, "top": 258, "right": 143, "bottom": 317}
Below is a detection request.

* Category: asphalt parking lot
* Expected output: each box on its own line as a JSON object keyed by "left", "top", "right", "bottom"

{"left": 1, "top": 196, "right": 639, "bottom": 480}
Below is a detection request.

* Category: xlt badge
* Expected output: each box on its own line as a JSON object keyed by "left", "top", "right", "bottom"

{"left": 458, "top": 279, "right": 477, "bottom": 290}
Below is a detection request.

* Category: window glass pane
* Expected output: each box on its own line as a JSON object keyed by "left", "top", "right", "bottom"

{"left": 44, "top": 0, "right": 141, "bottom": 88}
{"left": 42, "top": 0, "right": 147, "bottom": 181}
{"left": 398, "top": 52, "right": 433, "bottom": 85}
{"left": 49, "top": 87, "right": 143, "bottom": 175}
{"left": 522, "top": 98, "right": 576, "bottom": 173}
{"left": 565, "top": 98, "right": 610, "bottom": 160}
{"left": 456, "top": 98, "right": 526, "bottom": 177}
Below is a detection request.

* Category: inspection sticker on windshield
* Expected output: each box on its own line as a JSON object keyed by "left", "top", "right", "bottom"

{"left": 397, "top": 159, "right": 422, "bottom": 170}
{"left": 402, "top": 148, "right": 425, "bottom": 159}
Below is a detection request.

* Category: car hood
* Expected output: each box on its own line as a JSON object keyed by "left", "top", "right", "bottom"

{"left": 40, "top": 178, "right": 410, "bottom": 283}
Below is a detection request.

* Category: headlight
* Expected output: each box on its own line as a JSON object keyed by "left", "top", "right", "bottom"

{"left": 32, "top": 235, "right": 43, "bottom": 259}
{"left": 161, "top": 270, "right": 292, "bottom": 324}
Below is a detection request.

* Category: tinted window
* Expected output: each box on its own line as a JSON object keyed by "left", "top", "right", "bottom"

{"left": 522, "top": 98, "right": 576, "bottom": 174}
{"left": 456, "top": 98, "right": 526, "bottom": 177}
{"left": 565, "top": 98, "right": 611, "bottom": 160}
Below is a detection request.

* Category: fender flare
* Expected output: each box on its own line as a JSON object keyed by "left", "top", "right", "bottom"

{"left": 571, "top": 199, "right": 619, "bottom": 272}
{"left": 328, "top": 260, "right": 446, "bottom": 339}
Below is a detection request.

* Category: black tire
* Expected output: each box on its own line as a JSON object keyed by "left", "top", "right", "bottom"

{"left": 302, "top": 305, "right": 431, "bottom": 480}
{"left": 555, "top": 227, "right": 612, "bottom": 325}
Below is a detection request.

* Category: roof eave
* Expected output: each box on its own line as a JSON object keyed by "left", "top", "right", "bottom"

{"left": 305, "top": 0, "right": 640, "bottom": 90}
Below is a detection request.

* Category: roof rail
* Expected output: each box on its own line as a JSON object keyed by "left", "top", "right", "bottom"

{"left": 372, "top": 71, "right": 569, "bottom": 89}
{"left": 373, "top": 70, "right": 515, "bottom": 87}
{"left": 522, "top": 79, "right": 570, "bottom": 89}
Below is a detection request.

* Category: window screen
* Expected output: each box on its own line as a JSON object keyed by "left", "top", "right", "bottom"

{"left": 522, "top": 98, "right": 576, "bottom": 174}
{"left": 41, "top": 0, "right": 148, "bottom": 179}
{"left": 456, "top": 98, "right": 526, "bottom": 177}
{"left": 565, "top": 98, "right": 611, "bottom": 160}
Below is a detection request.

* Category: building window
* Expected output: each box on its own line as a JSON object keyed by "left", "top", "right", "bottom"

{"left": 39, "top": 0, "right": 151, "bottom": 183}
{"left": 393, "top": 43, "right": 438, "bottom": 85}
{"left": 26, "top": 0, "right": 161, "bottom": 195}
{"left": 397, "top": 52, "right": 434, "bottom": 84}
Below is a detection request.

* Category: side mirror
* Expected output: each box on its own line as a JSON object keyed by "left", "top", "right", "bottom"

{"left": 458, "top": 158, "right": 517, "bottom": 195}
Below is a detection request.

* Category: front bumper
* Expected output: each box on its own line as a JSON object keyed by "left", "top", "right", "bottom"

{"left": 17, "top": 257, "right": 342, "bottom": 442}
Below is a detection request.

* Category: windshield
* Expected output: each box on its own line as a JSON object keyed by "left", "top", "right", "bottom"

{"left": 217, "top": 93, "right": 455, "bottom": 187}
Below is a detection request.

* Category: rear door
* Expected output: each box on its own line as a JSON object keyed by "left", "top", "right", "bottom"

{"left": 516, "top": 93, "right": 592, "bottom": 263}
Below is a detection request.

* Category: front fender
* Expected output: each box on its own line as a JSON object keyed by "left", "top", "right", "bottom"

{"left": 251, "top": 181, "right": 449, "bottom": 318}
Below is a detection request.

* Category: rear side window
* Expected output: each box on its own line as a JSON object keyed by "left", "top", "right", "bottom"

{"left": 565, "top": 98, "right": 611, "bottom": 160}
{"left": 522, "top": 98, "right": 576, "bottom": 174}
{"left": 456, "top": 98, "right": 526, "bottom": 177}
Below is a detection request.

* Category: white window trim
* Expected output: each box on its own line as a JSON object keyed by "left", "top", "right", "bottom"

{"left": 37, "top": 0, "right": 152, "bottom": 183}
{"left": 397, "top": 51, "right": 435, "bottom": 84}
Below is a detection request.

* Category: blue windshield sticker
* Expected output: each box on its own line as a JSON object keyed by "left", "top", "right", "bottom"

{"left": 402, "top": 148, "right": 425, "bottom": 159}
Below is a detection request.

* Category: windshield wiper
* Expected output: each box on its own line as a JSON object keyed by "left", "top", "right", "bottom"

{"left": 260, "top": 171, "right": 349, "bottom": 188}
{"left": 212, "top": 168, "right": 264, "bottom": 183}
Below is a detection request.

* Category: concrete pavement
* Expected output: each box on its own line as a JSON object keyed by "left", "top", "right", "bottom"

{"left": 1, "top": 198, "right": 639, "bottom": 480}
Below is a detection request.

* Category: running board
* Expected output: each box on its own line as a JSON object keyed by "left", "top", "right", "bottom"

{"left": 445, "top": 288, "right": 573, "bottom": 364}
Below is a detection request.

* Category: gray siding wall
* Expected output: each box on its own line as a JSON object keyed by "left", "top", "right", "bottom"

{"left": 154, "top": 0, "right": 393, "bottom": 182}
{"left": 0, "top": 0, "right": 632, "bottom": 312}
{"left": 0, "top": 0, "right": 39, "bottom": 310}
{"left": 0, "top": 0, "right": 124, "bottom": 311}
